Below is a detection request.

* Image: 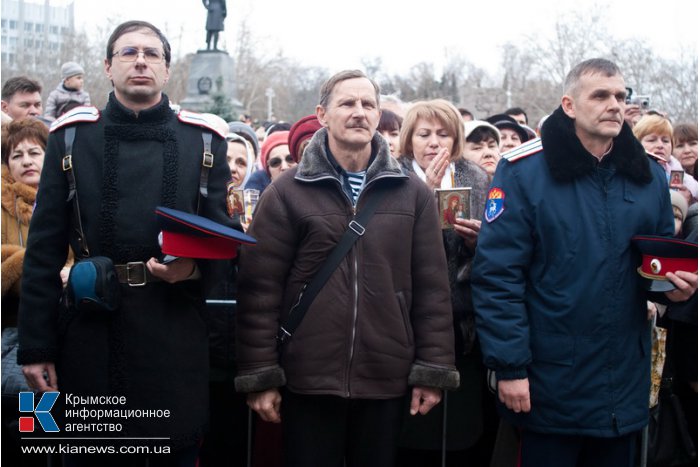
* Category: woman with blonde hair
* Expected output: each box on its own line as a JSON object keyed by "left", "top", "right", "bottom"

{"left": 398, "top": 99, "right": 466, "bottom": 188}
{"left": 633, "top": 114, "right": 697, "bottom": 203}
{"left": 396, "top": 99, "right": 492, "bottom": 466}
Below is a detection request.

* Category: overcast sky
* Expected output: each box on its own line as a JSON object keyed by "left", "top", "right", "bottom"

{"left": 57, "top": 0, "right": 698, "bottom": 76}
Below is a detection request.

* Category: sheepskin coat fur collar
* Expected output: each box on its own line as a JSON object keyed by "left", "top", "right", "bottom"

{"left": 2, "top": 164, "right": 36, "bottom": 229}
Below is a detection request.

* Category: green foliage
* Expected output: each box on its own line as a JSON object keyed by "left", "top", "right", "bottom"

{"left": 204, "top": 76, "right": 238, "bottom": 122}
{"left": 204, "top": 91, "right": 236, "bottom": 122}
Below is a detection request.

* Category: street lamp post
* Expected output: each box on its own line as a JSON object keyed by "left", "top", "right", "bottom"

{"left": 265, "top": 87, "right": 275, "bottom": 121}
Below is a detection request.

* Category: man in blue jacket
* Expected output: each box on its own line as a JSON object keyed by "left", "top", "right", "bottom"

{"left": 472, "top": 58, "right": 697, "bottom": 467}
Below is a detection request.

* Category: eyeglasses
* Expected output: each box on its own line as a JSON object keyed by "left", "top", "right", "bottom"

{"left": 112, "top": 46, "right": 164, "bottom": 64}
{"left": 267, "top": 154, "right": 294, "bottom": 168}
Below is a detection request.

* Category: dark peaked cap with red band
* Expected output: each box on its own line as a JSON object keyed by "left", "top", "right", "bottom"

{"left": 156, "top": 207, "right": 256, "bottom": 259}
{"left": 632, "top": 235, "right": 697, "bottom": 292}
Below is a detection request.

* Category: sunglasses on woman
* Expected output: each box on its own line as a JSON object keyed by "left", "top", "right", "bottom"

{"left": 267, "top": 154, "right": 294, "bottom": 168}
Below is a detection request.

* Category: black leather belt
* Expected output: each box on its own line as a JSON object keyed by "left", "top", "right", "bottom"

{"left": 114, "top": 262, "right": 162, "bottom": 286}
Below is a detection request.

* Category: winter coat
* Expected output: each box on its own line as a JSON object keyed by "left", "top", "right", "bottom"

{"left": 17, "top": 93, "right": 233, "bottom": 447}
{"left": 234, "top": 129, "right": 459, "bottom": 398}
{"left": 472, "top": 106, "right": 675, "bottom": 437}
{"left": 398, "top": 157, "right": 490, "bottom": 355}
{"left": 243, "top": 169, "right": 270, "bottom": 193}
{"left": 397, "top": 157, "right": 490, "bottom": 450}
{"left": 1, "top": 165, "right": 34, "bottom": 299}
{"left": 203, "top": 0, "right": 226, "bottom": 31}
{"left": 43, "top": 82, "right": 91, "bottom": 121}
{"left": 2, "top": 164, "right": 37, "bottom": 332}
{"left": 1, "top": 166, "right": 35, "bottom": 398}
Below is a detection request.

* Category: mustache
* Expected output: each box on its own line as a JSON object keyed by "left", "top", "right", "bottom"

{"left": 346, "top": 121, "right": 370, "bottom": 130}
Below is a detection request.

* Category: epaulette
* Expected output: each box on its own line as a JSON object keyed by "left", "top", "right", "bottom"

{"left": 645, "top": 151, "right": 666, "bottom": 164}
{"left": 49, "top": 106, "right": 100, "bottom": 133}
{"left": 177, "top": 109, "right": 227, "bottom": 139}
{"left": 503, "top": 137, "right": 543, "bottom": 163}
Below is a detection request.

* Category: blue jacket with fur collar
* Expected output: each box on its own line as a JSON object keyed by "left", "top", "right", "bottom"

{"left": 472, "top": 106, "right": 674, "bottom": 436}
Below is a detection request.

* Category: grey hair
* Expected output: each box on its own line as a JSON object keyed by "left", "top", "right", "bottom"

{"left": 563, "top": 58, "right": 622, "bottom": 96}
{"left": 318, "top": 70, "right": 381, "bottom": 108}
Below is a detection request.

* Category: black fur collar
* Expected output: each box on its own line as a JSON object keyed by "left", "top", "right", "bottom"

{"left": 540, "top": 106, "right": 652, "bottom": 184}
{"left": 105, "top": 92, "right": 173, "bottom": 124}
{"left": 100, "top": 93, "right": 178, "bottom": 262}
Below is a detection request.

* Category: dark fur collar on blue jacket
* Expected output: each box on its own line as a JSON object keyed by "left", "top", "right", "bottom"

{"left": 541, "top": 106, "right": 652, "bottom": 185}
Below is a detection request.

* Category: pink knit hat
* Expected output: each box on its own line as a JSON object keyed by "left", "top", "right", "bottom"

{"left": 260, "top": 131, "right": 290, "bottom": 175}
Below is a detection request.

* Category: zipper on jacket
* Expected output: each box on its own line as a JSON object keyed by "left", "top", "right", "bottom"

{"left": 346, "top": 247, "right": 359, "bottom": 397}
{"left": 344, "top": 181, "right": 384, "bottom": 397}
{"left": 300, "top": 173, "right": 402, "bottom": 397}
{"left": 305, "top": 174, "right": 357, "bottom": 395}
{"left": 599, "top": 168, "right": 620, "bottom": 434}
{"left": 345, "top": 189, "right": 363, "bottom": 397}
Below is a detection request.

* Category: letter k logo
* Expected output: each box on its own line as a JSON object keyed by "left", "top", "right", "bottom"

{"left": 19, "top": 391, "right": 60, "bottom": 432}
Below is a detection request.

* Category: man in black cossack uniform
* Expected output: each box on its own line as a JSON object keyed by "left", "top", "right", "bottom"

{"left": 17, "top": 20, "right": 235, "bottom": 466}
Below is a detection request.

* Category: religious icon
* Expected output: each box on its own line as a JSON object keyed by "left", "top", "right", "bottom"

{"left": 227, "top": 183, "right": 244, "bottom": 220}
{"left": 670, "top": 170, "right": 684, "bottom": 187}
{"left": 436, "top": 188, "right": 471, "bottom": 230}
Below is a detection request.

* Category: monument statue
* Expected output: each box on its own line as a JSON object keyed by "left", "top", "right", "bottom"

{"left": 202, "top": 0, "right": 227, "bottom": 51}
{"left": 182, "top": 0, "right": 241, "bottom": 114}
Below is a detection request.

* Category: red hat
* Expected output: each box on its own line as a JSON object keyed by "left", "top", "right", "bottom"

{"left": 288, "top": 115, "right": 322, "bottom": 163}
{"left": 632, "top": 235, "right": 697, "bottom": 292}
{"left": 156, "top": 207, "right": 256, "bottom": 259}
{"left": 260, "top": 130, "right": 290, "bottom": 176}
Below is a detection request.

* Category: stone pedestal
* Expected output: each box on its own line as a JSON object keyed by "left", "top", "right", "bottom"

{"left": 180, "top": 50, "right": 243, "bottom": 115}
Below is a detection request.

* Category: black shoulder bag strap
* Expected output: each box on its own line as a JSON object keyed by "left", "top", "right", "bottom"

{"left": 62, "top": 126, "right": 90, "bottom": 259}
{"left": 277, "top": 185, "right": 387, "bottom": 344}
{"left": 197, "top": 132, "right": 214, "bottom": 214}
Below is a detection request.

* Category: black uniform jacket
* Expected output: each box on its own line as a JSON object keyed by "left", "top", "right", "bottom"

{"left": 17, "top": 93, "right": 232, "bottom": 446}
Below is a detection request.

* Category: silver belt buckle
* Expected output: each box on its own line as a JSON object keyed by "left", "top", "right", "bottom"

{"left": 126, "top": 261, "right": 147, "bottom": 287}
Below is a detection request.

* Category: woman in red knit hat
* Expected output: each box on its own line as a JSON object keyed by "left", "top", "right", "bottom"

{"left": 288, "top": 114, "right": 323, "bottom": 163}
{"left": 260, "top": 130, "right": 293, "bottom": 183}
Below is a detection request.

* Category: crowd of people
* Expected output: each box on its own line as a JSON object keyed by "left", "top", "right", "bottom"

{"left": 1, "top": 19, "right": 697, "bottom": 467}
